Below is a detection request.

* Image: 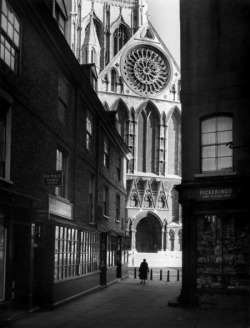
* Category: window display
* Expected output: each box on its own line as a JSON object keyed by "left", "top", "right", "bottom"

{"left": 197, "top": 215, "right": 250, "bottom": 290}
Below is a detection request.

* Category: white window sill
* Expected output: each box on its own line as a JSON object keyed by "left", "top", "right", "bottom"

{"left": 0, "top": 177, "right": 13, "bottom": 184}
{"left": 115, "top": 219, "right": 120, "bottom": 223}
{"left": 103, "top": 215, "right": 109, "bottom": 220}
{"left": 195, "top": 172, "right": 237, "bottom": 178}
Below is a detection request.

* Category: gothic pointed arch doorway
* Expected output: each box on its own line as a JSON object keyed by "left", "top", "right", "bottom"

{"left": 135, "top": 214, "right": 162, "bottom": 253}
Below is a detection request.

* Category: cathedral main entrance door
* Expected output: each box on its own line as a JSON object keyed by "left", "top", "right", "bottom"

{"left": 136, "top": 217, "right": 162, "bottom": 252}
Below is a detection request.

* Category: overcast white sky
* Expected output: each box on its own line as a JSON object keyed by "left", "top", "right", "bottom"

{"left": 147, "top": 0, "right": 180, "bottom": 66}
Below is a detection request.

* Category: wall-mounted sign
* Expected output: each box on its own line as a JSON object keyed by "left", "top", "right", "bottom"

{"left": 43, "top": 171, "right": 63, "bottom": 187}
{"left": 181, "top": 186, "right": 237, "bottom": 201}
{"left": 49, "top": 195, "right": 73, "bottom": 219}
{"left": 35, "top": 209, "right": 48, "bottom": 220}
{"left": 196, "top": 187, "right": 236, "bottom": 201}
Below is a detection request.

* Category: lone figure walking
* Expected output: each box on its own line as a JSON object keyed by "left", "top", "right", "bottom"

{"left": 139, "top": 259, "right": 149, "bottom": 284}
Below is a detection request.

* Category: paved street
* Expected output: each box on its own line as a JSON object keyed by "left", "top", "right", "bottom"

{"left": 10, "top": 278, "right": 249, "bottom": 328}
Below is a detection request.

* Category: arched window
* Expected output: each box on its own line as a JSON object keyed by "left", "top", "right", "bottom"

{"left": 113, "top": 25, "right": 129, "bottom": 56}
{"left": 168, "top": 113, "right": 180, "bottom": 175}
{"left": 137, "top": 111, "right": 146, "bottom": 172}
{"left": 82, "top": 48, "right": 88, "bottom": 64}
{"left": 91, "top": 48, "right": 95, "bottom": 63}
{"left": 137, "top": 107, "right": 158, "bottom": 173}
{"left": 116, "top": 102, "right": 127, "bottom": 142}
{"left": 201, "top": 115, "right": 233, "bottom": 172}
{"left": 111, "top": 69, "right": 117, "bottom": 92}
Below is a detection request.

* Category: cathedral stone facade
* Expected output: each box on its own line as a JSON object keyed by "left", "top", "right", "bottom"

{"left": 70, "top": 0, "right": 182, "bottom": 264}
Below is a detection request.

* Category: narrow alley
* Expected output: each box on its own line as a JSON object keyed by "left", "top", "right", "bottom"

{"left": 10, "top": 278, "right": 249, "bottom": 328}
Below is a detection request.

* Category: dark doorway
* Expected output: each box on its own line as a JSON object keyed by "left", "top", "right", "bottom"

{"left": 12, "top": 223, "right": 31, "bottom": 309}
{"left": 136, "top": 216, "right": 162, "bottom": 252}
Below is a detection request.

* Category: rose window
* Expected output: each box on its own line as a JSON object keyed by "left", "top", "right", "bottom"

{"left": 122, "top": 46, "right": 170, "bottom": 96}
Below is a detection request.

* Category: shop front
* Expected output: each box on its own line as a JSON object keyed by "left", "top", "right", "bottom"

{"left": 179, "top": 183, "right": 250, "bottom": 306}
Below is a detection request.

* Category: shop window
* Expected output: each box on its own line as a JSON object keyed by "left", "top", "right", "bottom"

{"left": 197, "top": 215, "right": 250, "bottom": 290}
{"left": 107, "top": 235, "right": 117, "bottom": 267}
{"left": 54, "top": 227, "right": 100, "bottom": 281}
{"left": 55, "top": 148, "right": 66, "bottom": 198}
{"left": 86, "top": 110, "right": 93, "bottom": 151}
{"left": 79, "top": 232, "right": 100, "bottom": 275}
{"left": 54, "top": 226, "right": 78, "bottom": 281}
{"left": 0, "top": 0, "right": 20, "bottom": 72}
{"left": 122, "top": 237, "right": 130, "bottom": 264}
{"left": 0, "top": 100, "right": 11, "bottom": 180}
{"left": 58, "top": 73, "right": 69, "bottom": 125}
{"left": 201, "top": 116, "right": 233, "bottom": 172}
{"left": 103, "top": 136, "right": 109, "bottom": 168}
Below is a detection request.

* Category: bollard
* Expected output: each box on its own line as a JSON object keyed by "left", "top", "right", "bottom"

{"left": 150, "top": 269, "right": 153, "bottom": 280}
{"left": 167, "top": 270, "right": 170, "bottom": 282}
{"left": 160, "top": 269, "right": 162, "bottom": 281}
{"left": 134, "top": 267, "right": 137, "bottom": 279}
{"left": 177, "top": 270, "right": 180, "bottom": 281}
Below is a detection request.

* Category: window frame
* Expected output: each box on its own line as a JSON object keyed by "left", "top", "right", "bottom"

{"left": 0, "top": 0, "right": 21, "bottom": 73}
{"left": 54, "top": 227, "right": 100, "bottom": 282}
{"left": 88, "top": 173, "right": 95, "bottom": 222}
{"left": 86, "top": 110, "right": 93, "bottom": 152}
{"left": 103, "top": 185, "right": 109, "bottom": 217}
{"left": 115, "top": 194, "right": 120, "bottom": 222}
{"left": 0, "top": 98, "right": 11, "bottom": 181}
{"left": 55, "top": 148, "right": 67, "bottom": 198}
{"left": 200, "top": 115, "right": 233, "bottom": 173}
{"left": 103, "top": 135, "right": 109, "bottom": 169}
{"left": 58, "top": 72, "right": 69, "bottom": 125}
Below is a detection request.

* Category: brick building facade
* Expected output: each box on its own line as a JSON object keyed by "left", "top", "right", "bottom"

{"left": 0, "top": 0, "right": 130, "bottom": 322}
{"left": 179, "top": 0, "right": 250, "bottom": 306}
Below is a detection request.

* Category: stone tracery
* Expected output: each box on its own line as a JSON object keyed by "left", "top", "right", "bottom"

{"left": 122, "top": 46, "right": 170, "bottom": 95}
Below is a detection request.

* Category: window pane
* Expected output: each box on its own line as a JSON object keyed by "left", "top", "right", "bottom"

{"left": 218, "top": 157, "right": 232, "bottom": 171}
{"left": 1, "top": 15, "right": 7, "bottom": 31}
{"left": 217, "top": 116, "right": 232, "bottom": 131}
{"left": 202, "top": 118, "right": 216, "bottom": 133}
{"left": 202, "top": 132, "right": 215, "bottom": 145}
{"left": 217, "top": 131, "right": 232, "bottom": 144}
{"left": 14, "top": 31, "right": 19, "bottom": 47}
{"left": 218, "top": 145, "right": 232, "bottom": 157}
{"left": 202, "top": 158, "right": 216, "bottom": 171}
{"left": 14, "top": 17, "right": 20, "bottom": 32}
{"left": 2, "top": 0, "right": 7, "bottom": 15}
{"left": 7, "top": 21, "right": 13, "bottom": 39}
{"left": 202, "top": 145, "right": 216, "bottom": 158}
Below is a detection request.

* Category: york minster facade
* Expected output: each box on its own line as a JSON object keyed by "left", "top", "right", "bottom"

{"left": 70, "top": 0, "right": 182, "bottom": 263}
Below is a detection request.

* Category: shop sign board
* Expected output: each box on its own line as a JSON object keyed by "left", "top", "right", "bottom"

{"left": 49, "top": 195, "right": 73, "bottom": 219}
{"left": 43, "top": 171, "right": 63, "bottom": 187}
{"left": 196, "top": 187, "right": 235, "bottom": 201}
{"left": 181, "top": 186, "right": 236, "bottom": 201}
